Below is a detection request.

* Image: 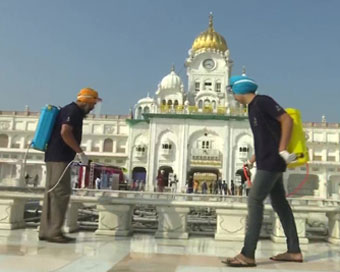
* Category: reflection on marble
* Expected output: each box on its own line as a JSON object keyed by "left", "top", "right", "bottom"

{"left": 0, "top": 229, "right": 339, "bottom": 272}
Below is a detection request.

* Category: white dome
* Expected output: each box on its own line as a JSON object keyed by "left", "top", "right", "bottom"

{"left": 160, "top": 70, "right": 183, "bottom": 90}
{"left": 137, "top": 96, "right": 154, "bottom": 104}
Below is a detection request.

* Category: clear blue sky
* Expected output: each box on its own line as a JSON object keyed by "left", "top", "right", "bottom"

{"left": 0, "top": 0, "right": 339, "bottom": 122}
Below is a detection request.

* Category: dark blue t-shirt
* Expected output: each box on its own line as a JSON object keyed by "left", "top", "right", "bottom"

{"left": 248, "top": 95, "right": 287, "bottom": 172}
{"left": 45, "top": 102, "right": 84, "bottom": 162}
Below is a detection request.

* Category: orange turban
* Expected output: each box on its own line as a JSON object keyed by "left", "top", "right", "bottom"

{"left": 77, "top": 88, "right": 102, "bottom": 103}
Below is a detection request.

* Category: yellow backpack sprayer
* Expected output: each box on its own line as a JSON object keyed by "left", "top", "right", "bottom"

{"left": 244, "top": 108, "right": 309, "bottom": 197}
{"left": 285, "top": 108, "right": 309, "bottom": 168}
{"left": 284, "top": 108, "right": 309, "bottom": 197}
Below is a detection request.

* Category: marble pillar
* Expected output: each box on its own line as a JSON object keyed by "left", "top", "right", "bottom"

{"left": 215, "top": 209, "right": 247, "bottom": 241}
{"left": 326, "top": 211, "right": 340, "bottom": 245}
{"left": 95, "top": 204, "right": 134, "bottom": 236}
{"left": 0, "top": 199, "right": 26, "bottom": 229}
{"left": 155, "top": 206, "right": 190, "bottom": 239}
{"left": 271, "top": 212, "right": 309, "bottom": 244}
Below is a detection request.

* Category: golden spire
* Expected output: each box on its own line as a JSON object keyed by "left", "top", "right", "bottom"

{"left": 209, "top": 12, "right": 213, "bottom": 29}
{"left": 191, "top": 13, "right": 228, "bottom": 53}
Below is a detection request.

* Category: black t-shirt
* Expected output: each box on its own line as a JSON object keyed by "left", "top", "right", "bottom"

{"left": 45, "top": 102, "right": 84, "bottom": 162}
{"left": 248, "top": 95, "right": 286, "bottom": 172}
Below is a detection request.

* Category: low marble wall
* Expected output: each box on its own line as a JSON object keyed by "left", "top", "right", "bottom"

{"left": 0, "top": 188, "right": 339, "bottom": 245}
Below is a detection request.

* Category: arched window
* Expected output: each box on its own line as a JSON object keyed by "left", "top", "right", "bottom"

{"left": 202, "top": 140, "right": 210, "bottom": 149}
{"left": 212, "top": 100, "right": 216, "bottom": 109}
{"left": 162, "top": 143, "right": 172, "bottom": 150}
{"left": 195, "top": 82, "right": 200, "bottom": 92}
{"left": 204, "top": 80, "right": 212, "bottom": 90}
{"left": 162, "top": 99, "right": 166, "bottom": 105}
{"left": 174, "top": 100, "right": 179, "bottom": 106}
{"left": 215, "top": 82, "right": 221, "bottom": 92}
{"left": 10, "top": 136, "right": 20, "bottom": 148}
{"left": 103, "top": 138, "right": 113, "bottom": 152}
{"left": 137, "top": 106, "right": 142, "bottom": 119}
{"left": 198, "top": 100, "right": 203, "bottom": 109}
{"left": 167, "top": 100, "right": 173, "bottom": 106}
{"left": 0, "top": 134, "right": 9, "bottom": 148}
{"left": 144, "top": 106, "right": 150, "bottom": 114}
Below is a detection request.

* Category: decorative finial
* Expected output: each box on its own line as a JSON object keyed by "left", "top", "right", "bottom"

{"left": 171, "top": 64, "right": 175, "bottom": 72}
{"left": 147, "top": 92, "right": 150, "bottom": 98}
{"left": 322, "top": 115, "right": 326, "bottom": 123}
{"left": 242, "top": 66, "right": 246, "bottom": 76}
{"left": 209, "top": 12, "right": 213, "bottom": 29}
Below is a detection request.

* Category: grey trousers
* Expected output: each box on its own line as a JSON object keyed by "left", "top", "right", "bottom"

{"left": 39, "top": 162, "right": 71, "bottom": 238}
{"left": 241, "top": 170, "right": 301, "bottom": 259}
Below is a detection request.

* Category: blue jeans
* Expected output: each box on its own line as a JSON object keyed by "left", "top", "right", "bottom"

{"left": 241, "top": 170, "right": 301, "bottom": 259}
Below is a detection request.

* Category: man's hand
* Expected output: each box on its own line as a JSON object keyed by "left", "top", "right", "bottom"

{"left": 77, "top": 152, "right": 89, "bottom": 165}
{"left": 279, "top": 150, "right": 296, "bottom": 164}
{"left": 244, "top": 159, "right": 254, "bottom": 169}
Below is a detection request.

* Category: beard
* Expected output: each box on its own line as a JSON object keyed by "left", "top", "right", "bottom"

{"left": 82, "top": 104, "right": 95, "bottom": 115}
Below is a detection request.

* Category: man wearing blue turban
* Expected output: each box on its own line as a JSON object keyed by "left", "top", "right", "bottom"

{"left": 224, "top": 75, "right": 303, "bottom": 267}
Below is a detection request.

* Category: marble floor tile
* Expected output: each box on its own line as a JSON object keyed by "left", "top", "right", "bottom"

{"left": 0, "top": 229, "right": 339, "bottom": 272}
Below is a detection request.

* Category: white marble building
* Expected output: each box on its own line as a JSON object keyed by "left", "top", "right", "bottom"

{"left": 0, "top": 15, "right": 339, "bottom": 198}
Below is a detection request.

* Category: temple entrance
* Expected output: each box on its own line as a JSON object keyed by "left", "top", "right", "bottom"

{"left": 188, "top": 167, "right": 220, "bottom": 193}
{"left": 132, "top": 167, "right": 146, "bottom": 183}
{"left": 158, "top": 166, "right": 173, "bottom": 187}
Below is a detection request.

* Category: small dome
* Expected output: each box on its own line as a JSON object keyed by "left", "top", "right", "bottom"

{"left": 137, "top": 94, "right": 154, "bottom": 104}
{"left": 160, "top": 67, "right": 183, "bottom": 90}
{"left": 192, "top": 13, "right": 228, "bottom": 53}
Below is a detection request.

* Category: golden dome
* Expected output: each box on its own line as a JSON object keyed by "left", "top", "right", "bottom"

{"left": 192, "top": 13, "right": 228, "bottom": 53}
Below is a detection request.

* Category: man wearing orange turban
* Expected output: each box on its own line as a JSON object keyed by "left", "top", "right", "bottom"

{"left": 39, "top": 87, "right": 101, "bottom": 243}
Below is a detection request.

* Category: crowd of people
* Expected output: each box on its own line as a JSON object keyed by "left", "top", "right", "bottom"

{"left": 121, "top": 168, "right": 251, "bottom": 195}
{"left": 186, "top": 175, "right": 250, "bottom": 196}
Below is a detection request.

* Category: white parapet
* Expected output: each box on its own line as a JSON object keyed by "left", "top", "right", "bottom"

{"left": 326, "top": 211, "right": 340, "bottom": 245}
{"left": 95, "top": 204, "right": 134, "bottom": 236}
{"left": 0, "top": 199, "right": 26, "bottom": 229}
{"left": 270, "top": 212, "right": 309, "bottom": 244}
{"left": 155, "top": 206, "right": 190, "bottom": 239}
{"left": 215, "top": 208, "right": 248, "bottom": 241}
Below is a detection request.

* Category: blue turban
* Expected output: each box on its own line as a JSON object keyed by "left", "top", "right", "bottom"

{"left": 229, "top": 75, "right": 258, "bottom": 94}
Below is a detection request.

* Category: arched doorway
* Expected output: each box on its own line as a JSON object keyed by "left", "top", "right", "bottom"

{"left": 132, "top": 167, "right": 146, "bottom": 183}
{"left": 158, "top": 166, "right": 173, "bottom": 187}
{"left": 188, "top": 167, "right": 220, "bottom": 193}
{"left": 103, "top": 138, "right": 113, "bottom": 152}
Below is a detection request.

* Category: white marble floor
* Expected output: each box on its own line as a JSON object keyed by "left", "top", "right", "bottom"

{"left": 0, "top": 228, "right": 339, "bottom": 272}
